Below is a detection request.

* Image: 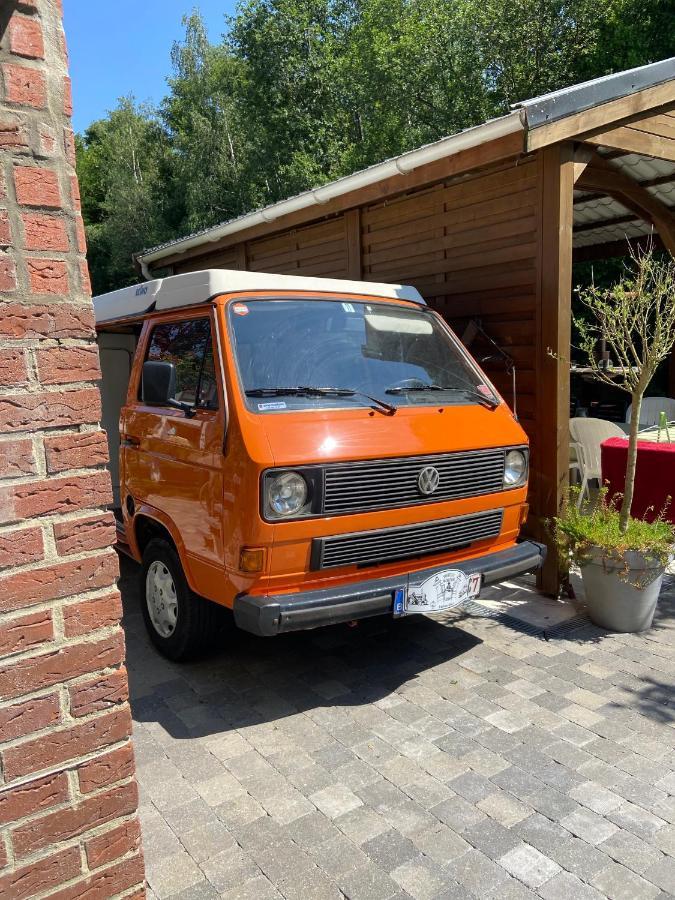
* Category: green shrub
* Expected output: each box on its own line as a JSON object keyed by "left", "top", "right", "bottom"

{"left": 553, "top": 489, "right": 674, "bottom": 581}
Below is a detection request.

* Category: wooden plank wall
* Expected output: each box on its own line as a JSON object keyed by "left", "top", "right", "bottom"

{"left": 360, "top": 158, "right": 538, "bottom": 435}
{"left": 247, "top": 217, "right": 350, "bottom": 277}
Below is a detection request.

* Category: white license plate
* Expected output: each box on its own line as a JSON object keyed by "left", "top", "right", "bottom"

{"left": 405, "top": 569, "right": 481, "bottom": 614}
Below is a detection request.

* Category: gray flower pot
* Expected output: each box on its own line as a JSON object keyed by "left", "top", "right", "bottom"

{"left": 580, "top": 548, "right": 664, "bottom": 633}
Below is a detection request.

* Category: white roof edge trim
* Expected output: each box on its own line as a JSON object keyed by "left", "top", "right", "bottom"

{"left": 137, "top": 112, "right": 523, "bottom": 266}
{"left": 93, "top": 269, "right": 426, "bottom": 325}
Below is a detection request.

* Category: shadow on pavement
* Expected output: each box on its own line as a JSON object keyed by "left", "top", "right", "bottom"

{"left": 118, "top": 556, "right": 483, "bottom": 740}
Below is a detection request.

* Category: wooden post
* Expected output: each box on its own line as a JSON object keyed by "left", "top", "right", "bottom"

{"left": 535, "top": 144, "right": 575, "bottom": 594}
{"left": 345, "top": 208, "right": 362, "bottom": 280}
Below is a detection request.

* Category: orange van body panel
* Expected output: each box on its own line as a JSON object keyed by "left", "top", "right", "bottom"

{"left": 115, "top": 290, "right": 531, "bottom": 610}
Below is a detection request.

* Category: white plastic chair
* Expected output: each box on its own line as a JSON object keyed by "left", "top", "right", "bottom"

{"left": 569, "top": 417, "right": 625, "bottom": 508}
{"left": 626, "top": 397, "right": 675, "bottom": 428}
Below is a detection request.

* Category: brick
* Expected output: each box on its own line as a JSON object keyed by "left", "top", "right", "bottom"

{"left": 21, "top": 211, "right": 69, "bottom": 251}
{"left": 0, "top": 524, "right": 44, "bottom": 569}
{"left": 78, "top": 742, "right": 136, "bottom": 794}
{"left": 37, "top": 345, "right": 100, "bottom": 385}
{"left": 0, "top": 630, "right": 124, "bottom": 703}
{"left": 45, "top": 431, "right": 109, "bottom": 475}
{"left": 0, "top": 549, "right": 118, "bottom": 614}
{"left": 63, "top": 75, "right": 73, "bottom": 115}
{"left": 0, "top": 387, "right": 101, "bottom": 432}
{"left": 27, "top": 257, "right": 69, "bottom": 295}
{"left": 12, "top": 781, "right": 137, "bottom": 858}
{"left": 0, "top": 847, "right": 80, "bottom": 900}
{"left": 2, "top": 62, "right": 46, "bottom": 107}
{"left": 54, "top": 511, "right": 115, "bottom": 555}
{"left": 0, "top": 209, "right": 11, "bottom": 246}
{"left": 85, "top": 817, "right": 141, "bottom": 869}
{"left": 0, "top": 839, "right": 6, "bottom": 869}
{"left": 13, "top": 165, "right": 61, "bottom": 207}
{"left": 0, "top": 772, "right": 69, "bottom": 827}
{"left": 8, "top": 13, "right": 45, "bottom": 59}
{"left": 0, "top": 470, "right": 111, "bottom": 525}
{"left": 41, "top": 853, "right": 144, "bottom": 900}
{"left": 2, "top": 706, "right": 132, "bottom": 781}
{"left": 79, "top": 259, "right": 92, "bottom": 295}
{"left": 75, "top": 215, "right": 86, "bottom": 253}
{"left": 0, "top": 607, "right": 52, "bottom": 655}
{"left": 64, "top": 591, "right": 122, "bottom": 639}
{"left": 0, "top": 302, "right": 94, "bottom": 340}
{"left": 0, "top": 349, "right": 27, "bottom": 385}
{"left": 0, "top": 116, "right": 28, "bottom": 150}
{"left": 0, "top": 438, "right": 36, "bottom": 479}
{"left": 0, "top": 694, "right": 60, "bottom": 742}
{"left": 70, "top": 174, "right": 81, "bottom": 211}
{"left": 0, "top": 252, "right": 17, "bottom": 291}
{"left": 69, "top": 666, "right": 128, "bottom": 716}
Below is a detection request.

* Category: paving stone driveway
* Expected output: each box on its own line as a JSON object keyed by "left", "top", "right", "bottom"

{"left": 120, "top": 558, "right": 675, "bottom": 900}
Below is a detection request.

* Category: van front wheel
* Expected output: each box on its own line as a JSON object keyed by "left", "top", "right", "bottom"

{"left": 140, "top": 538, "right": 223, "bottom": 661}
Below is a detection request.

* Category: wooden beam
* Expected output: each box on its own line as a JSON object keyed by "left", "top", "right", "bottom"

{"left": 584, "top": 126, "right": 675, "bottom": 162}
{"left": 573, "top": 145, "right": 594, "bottom": 183}
{"left": 576, "top": 153, "right": 675, "bottom": 257}
{"left": 527, "top": 83, "right": 675, "bottom": 151}
{"left": 534, "top": 145, "right": 574, "bottom": 595}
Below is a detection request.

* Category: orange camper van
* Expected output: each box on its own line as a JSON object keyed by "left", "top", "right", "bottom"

{"left": 95, "top": 270, "right": 545, "bottom": 660}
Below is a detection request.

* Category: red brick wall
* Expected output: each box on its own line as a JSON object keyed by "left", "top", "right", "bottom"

{"left": 0, "top": 2, "right": 144, "bottom": 897}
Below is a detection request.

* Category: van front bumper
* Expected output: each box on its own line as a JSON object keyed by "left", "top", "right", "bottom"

{"left": 233, "top": 540, "right": 547, "bottom": 637}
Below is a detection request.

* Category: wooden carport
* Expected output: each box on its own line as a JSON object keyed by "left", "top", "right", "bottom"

{"left": 137, "top": 59, "right": 675, "bottom": 593}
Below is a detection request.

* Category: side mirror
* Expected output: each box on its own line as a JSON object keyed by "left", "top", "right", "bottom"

{"left": 142, "top": 360, "right": 176, "bottom": 405}
{"left": 141, "top": 360, "right": 196, "bottom": 418}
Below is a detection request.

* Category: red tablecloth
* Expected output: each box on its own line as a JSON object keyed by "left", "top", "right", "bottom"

{"left": 601, "top": 436, "right": 675, "bottom": 523}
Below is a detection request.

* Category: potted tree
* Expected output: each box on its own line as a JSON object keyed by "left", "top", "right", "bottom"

{"left": 555, "top": 247, "right": 675, "bottom": 632}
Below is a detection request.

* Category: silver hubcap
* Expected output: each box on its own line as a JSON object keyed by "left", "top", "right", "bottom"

{"left": 146, "top": 560, "right": 178, "bottom": 638}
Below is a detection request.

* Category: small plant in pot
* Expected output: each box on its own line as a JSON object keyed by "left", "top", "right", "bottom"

{"left": 554, "top": 247, "right": 675, "bottom": 632}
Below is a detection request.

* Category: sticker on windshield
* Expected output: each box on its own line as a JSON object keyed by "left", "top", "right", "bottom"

{"left": 258, "top": 401, "right": 287, "bottom": 411}
{"left": 341, "top": 302, "right": 355, "bottom": 313}
{"left": 232, "top": 303, "right": 249, "bottom": 316}
{"left": 477, "top": 384, "right": 495, "bottom": 398}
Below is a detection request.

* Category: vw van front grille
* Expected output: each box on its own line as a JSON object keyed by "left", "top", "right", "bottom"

{"left": 322, "top": 448, "right": 506, "bottom": 515}
{"left": 311, "top": 509, "right": 504, "bottom": 570}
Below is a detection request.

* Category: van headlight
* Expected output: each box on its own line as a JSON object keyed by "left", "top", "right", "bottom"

{"left": 504, "top": 449, "right": 528, "bottom": 488}
{"left": 265, "top": 471, "right": 308, "bottom": 518}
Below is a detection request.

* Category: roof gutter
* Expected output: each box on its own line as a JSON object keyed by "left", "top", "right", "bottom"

{"left": 137, "top": 111, "right": 524, "bottom": 271}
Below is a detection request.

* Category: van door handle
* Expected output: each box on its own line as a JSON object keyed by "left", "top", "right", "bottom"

{"left": 121, "top": 435, "right": 140, "bottom": 448}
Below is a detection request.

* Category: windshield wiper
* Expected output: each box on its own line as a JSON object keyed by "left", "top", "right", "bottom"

{"left": 385, "top": 384, "right": 444, "bottom": 394}
{"left": 385, "top": 384, "right": 499, "bottom": 409}
{"left": 245, "top": 386, "right": 396, "bottom": 416}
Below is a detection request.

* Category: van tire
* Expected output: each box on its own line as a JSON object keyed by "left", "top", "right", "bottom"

{"left": 140, "top": 538, "right": 224, "bottom": 661}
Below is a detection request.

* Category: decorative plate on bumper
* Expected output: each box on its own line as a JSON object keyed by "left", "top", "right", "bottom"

{"left": 402, "top": 569, "right": 481, "bottom": 615}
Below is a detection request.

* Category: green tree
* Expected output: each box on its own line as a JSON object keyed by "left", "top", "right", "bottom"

{"left": 163, "top": 12, "right": 261, "bottom": 232}
{"left": 76, "top": 98, "right": 173, "bottom": 293}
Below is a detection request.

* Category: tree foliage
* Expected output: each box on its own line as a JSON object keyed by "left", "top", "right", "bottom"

{"left": 77, "top": 0, "right": 675, "bottom": 293}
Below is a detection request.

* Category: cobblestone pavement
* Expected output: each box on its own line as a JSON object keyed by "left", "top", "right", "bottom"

{"left": 120, "top": 558, "right": 675, "bottom": 900}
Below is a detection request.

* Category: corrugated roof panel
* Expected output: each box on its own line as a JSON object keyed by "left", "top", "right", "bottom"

{"left": 573, "top": 220, "right": 653, "bottom": 248}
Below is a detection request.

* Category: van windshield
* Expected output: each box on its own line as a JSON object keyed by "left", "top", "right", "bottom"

{"left": 228, "top": 298, "right": 494, "bottom": 413}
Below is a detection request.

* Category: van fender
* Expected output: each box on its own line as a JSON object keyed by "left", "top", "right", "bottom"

{"left": 129, "top": 503, "right": 198, "bottom": 591}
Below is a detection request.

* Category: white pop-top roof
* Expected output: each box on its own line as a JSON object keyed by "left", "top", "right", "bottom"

{"left": 93, "top": 268, "right": 425, "bottom": 325}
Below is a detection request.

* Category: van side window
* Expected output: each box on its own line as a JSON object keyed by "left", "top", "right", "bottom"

{"left": 144, "top": 318, "right": 218, "bottom": 409}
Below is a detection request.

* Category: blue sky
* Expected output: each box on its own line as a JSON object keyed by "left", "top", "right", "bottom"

{"left": 64, "top": 1, "right": 237, "bottom": 133}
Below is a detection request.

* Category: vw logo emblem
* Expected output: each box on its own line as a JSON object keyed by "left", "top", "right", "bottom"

{"left": 418, "top": 465, "right": 440, "bottom": 496}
